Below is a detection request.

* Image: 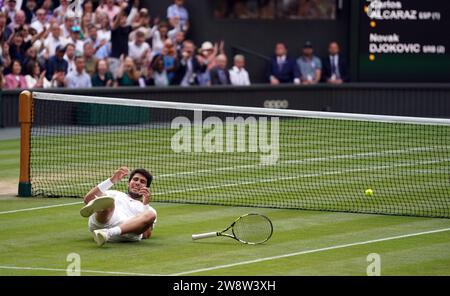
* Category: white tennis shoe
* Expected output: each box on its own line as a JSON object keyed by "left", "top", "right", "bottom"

{"left": 93, "top": 229, "right": 110, "bottom": 246}
{"left": 80, "top": 196, "right": 114, "bottom": 217}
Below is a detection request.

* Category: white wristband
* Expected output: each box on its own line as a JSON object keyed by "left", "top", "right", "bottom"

{"left": 98, "top": 178, "right": 114, "bottom": 193}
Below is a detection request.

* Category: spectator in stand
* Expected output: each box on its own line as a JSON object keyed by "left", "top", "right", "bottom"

{"left": 129, "top": 9, "right": 152, "bottom": 44}
{"left": 297, "top": 41, "right": 321, "bottom": 84}
{"left": 167, "top": 0, "right": 189, "bottom": 32}
{"left": 83, "top": 41, "right": 98, "bottom": 76}
{"left": 150, "top": 20, "right": 179, "bottom": 57}
{"left": 4, "top": 59, "right": 27, "bottom": 88}
{"left": 94, "top": 40, "right": 111, "bottom": 60}
{"left": 110, "top": 3, "right": 132, "bottom": 77}
{"left": 159, "top": 39, "right": 177, "bottom": 84}
{"left": 64, "top": 43, "right": 76, "bottom": 74}
{"left": 128, "top": 28, "right": 151, "bottom": 69}
{"left": 172, "top": 40, "right": 206, "bottom": 86}
{"left": 126, "top": 0, "right": 141, "bottom": 27}
{"left": 54, "top": 0, "right": 70, "bottom": 23}
{"left": 80, "top": 12, "right": 94, "bottom": 37}
{"left": 83, "top": 1, "right": 95, "bottom": 15}
{"left": 22, "top": 0, "right": 38, "bottom": 24}
{"left": 267, "top": 42, "right": 300, "bottom": 84}
{"left": 131, "top": 8, "right": 151, "bottom": 31}
{"left": 50, "top": 67, "right": 67, "bottom": 87}
{"left": 0, "top": 66, "right": 4, "bottom": 89}
{"left": 60, "top": 14, "right": 75, "bottom": 39}
{"left": 85, "top": 24, "right": 101, "bottom": 51}
{"left": 84, "top": 24, "right": 110, "bottom": 59}
{"left": 30, "top": 23, "right": 49, "bottom": 48}
{"left": 43, "top": 23, "right": 67, "bottom": 57}
{"left": 197, "top": 41, "right": 212, "bottom": 86}
{"left": 195, "top": 41, "right": 222, "bottom": 86}
{"left": 25, "top": 60, "right": 50, "bottom": 88}
{"left": 7, "top": 9, "right": 26, "bottom": 32}
{"left": 173, "top": 31, "right": 185, "bottom": 55}
{"left": 66, "top": 56, "right": 92, "bottom": 88}
{"left": 67, "top": 25, "right": 84, "bottom": 55}
{"left": 1, "top": 42, "right": 12, "bottom": 71}
{"left": 210, "top": 54, "right": 231, "bottom": 85}
{"left": 22, "top": 25, "right": 46, "bottom": 51}
{"left": 91, "top": 58, "right": 114, "bottom": 87}
{"left": 322, "top": 41, "right": 349, "bottom": 84}
{"left": 229, "top": 54, "right": 251, "bottom": 86}
{"left": 96, "top": 11, "right": 112, "bottom": 42}
{"left": 82, "top": 1, "right": 95, "bottom": 23}
{"left": 11, "top": 0, "right": 22, "bottom": 12}
{"left": 150, "top": 54, "right": 169, "bottom": 87}
{"left": 22, "top": 46, "right": 38, "bottom": 74}
{"left": 2, "top": 0, "right": 18, "bottom": 24}
{"left": 9, "top": 32, "right": 30, "bottom": 65}
{"left": 41, "top": 0, "right": 53, "bottom": 23}
{"left": 0, "top": 12, "right": 13, "bottom": 44}
{"left": 45, "top": 44, "right": 68, "bottom": 81}
{"left": 115, "top": 55, "right": 141, "bottom": 86}
{"left": 97, "top": 0, "right": 121, "bottom": 26}
{"left": 30, "top": 9, "right": 48, "bottom": 34}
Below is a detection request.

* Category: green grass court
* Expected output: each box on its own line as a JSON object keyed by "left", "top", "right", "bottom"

{"left": 1, "top": 137, "right": 450, "bottom": 275}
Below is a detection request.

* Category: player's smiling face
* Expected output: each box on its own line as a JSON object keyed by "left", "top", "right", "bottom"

{"left": 128, "top": 173, "right": 147, "bottom": 195}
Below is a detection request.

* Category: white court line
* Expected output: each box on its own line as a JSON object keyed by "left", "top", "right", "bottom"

{"left": 0, "top": 265, "right": 161, "bottom": 276}
{"left": 0, "top": 201, "right": 82, "bottom": 215}
{"left": 171, "top": 227, "right": 450, "bottom": 276}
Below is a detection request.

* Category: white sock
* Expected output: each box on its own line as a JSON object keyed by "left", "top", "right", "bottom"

{"left": 107, "top": 226, "right": 122, "bottom": 236}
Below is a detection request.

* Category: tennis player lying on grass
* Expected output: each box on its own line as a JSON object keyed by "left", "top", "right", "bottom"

{"left": 80, "top": 167, "right": 157, "bottom": 246}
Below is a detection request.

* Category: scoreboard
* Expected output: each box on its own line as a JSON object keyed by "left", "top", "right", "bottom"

{"left": 358, "top": 0, "right": 450, "bottom": 82}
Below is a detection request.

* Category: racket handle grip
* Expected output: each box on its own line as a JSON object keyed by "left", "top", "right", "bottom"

{"left": 192, "top": 232, "right": 218, "bottom": 240}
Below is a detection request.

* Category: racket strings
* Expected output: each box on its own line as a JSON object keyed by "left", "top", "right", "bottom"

{"left": 232, "top": 214, "right": 273, "bottom": 244}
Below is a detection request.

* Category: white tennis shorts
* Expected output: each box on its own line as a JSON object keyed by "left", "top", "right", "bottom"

{"left": 88, "top": 206, "right": 157, "bottom": 242}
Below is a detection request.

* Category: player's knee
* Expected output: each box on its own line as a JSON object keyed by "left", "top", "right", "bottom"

{"left": 142, "top": 211, "right": 156, "bottom": 225}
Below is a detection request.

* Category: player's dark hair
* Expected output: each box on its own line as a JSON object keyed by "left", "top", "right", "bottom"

{"left": 129, "top": 168, "right": 153, "bottom": 187}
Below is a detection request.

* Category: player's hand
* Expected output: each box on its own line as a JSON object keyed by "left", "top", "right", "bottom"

{"left": 110, "top": 166, "right": 129, "bottom": 184}
{"left": 139, "top": 187, "right": 151, "bottom": 204}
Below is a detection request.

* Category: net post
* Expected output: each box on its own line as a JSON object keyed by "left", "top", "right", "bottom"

{"left": 18, "top": 90, "right": 33, "bottom": 197}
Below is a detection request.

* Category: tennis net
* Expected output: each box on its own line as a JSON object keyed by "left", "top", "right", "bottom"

{"left": 19, "top": 91, "right": 450, "bottom": 218}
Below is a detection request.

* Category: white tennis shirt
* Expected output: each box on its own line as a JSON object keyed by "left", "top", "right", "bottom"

{"left": 105, "top": 190, "right": 157, "bottom": 218}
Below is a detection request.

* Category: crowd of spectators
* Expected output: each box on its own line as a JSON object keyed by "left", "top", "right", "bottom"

{"left": 0, "top": 0, "right": 348, "bottom": 89}
{"left": 268, "top": 41, "right": 349, "bottom": 85}
{"left": 213, "top": 0, "right": 336, "bottom": 20}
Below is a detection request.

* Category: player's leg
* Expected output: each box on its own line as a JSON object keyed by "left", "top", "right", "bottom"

{"left": 94, "top": 204, "right": 115, "bottom": 224}
{"left": 119, "top": 211, "right": 156, "bottom": 235}
{"left": 92, "top": 211, "right": 156, "bottom": 246}
{"left": 80, "top": 196, "right": 115, "bottom": 221}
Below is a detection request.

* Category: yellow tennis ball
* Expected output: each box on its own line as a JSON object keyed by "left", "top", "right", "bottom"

{"left": 365, "top": 189, "right": 374, "bottom": 196}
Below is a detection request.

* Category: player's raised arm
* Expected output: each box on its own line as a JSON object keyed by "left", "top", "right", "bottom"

{"left": 83, "top": 167, "right": 129, "bottom": 204}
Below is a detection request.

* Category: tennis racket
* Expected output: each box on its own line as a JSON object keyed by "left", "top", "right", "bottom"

{"left": 192, "top": 213, "right": 273, "bottom": 245}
